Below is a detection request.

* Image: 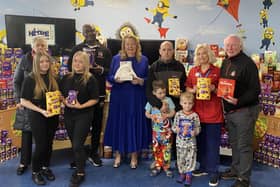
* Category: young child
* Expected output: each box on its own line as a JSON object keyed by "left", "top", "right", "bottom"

{"left": 145, "top": 80, "right": 176, "bottom": 177}
{"left": 172, "top": 92, "right": 201, "bottom": 187}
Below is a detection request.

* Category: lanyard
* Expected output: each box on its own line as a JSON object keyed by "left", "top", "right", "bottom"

{"left": 198, "top": 68, "right": 211, "bottom": 78}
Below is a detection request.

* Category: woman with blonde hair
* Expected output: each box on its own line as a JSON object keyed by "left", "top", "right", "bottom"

{"left": 104, "top": 35, "right": 151, "bottom": 169}
{"left": 60, "top": 51, "right": 99, "bottom": 187}
{"left": 186, "top": 44, "right": 224, "bottom": 187}
{"left": 20, "top": 51, "right": 59, "bottom": 185}
{"left": 14, "top": 36, "right": 48, "bottom": 176}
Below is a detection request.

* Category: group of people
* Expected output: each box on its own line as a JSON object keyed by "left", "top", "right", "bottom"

{"left": 13, "top": 23, "right": 260, "bottom": 187}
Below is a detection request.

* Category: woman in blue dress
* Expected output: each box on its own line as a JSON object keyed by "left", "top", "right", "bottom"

{"left": 104, "top": 35, "right": 151, "bottom": 169}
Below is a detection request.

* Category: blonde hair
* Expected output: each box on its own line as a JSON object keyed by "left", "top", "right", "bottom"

{"left": 193, "top": 43, "right": 216, "bottom": 66}
{"left": 32, "top": 52, "right": 58, "bottom": 99}
{"left": 180, "top": 91, "right": 194, "bottom": 103}
{"left": 31, "top": 36, "right": 48, "bottom": 50}
{"left": 119, "top": 35, "right": 142, "bottom": 62}
{"left": 69, "top": 51, "right": 92, "bottom": 85}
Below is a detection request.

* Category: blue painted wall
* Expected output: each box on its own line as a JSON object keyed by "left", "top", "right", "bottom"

{"left": 0, "top": 0, "right": 279, "bottom": 56}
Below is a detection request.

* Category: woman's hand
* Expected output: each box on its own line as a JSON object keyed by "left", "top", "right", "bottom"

{"left": 209, "top": 84, "right": 216, "bottom": 92}
{"left": 64, "top": 99, "right": 83, "bottom": 109}
{"left": 40, "top": 109, "right": 50, "bottom": 118}
{"left": 131, "top": 77, "right": 144, "bottom": 85}
{"left": 115, "top": 77, "right": 124, "bottom": 83}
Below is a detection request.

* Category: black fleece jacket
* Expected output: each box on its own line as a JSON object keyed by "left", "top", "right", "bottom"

{"left": 220, "top": 51, "right": 261, "bottom": 112}
{"left": 146, "top": 58, "right": 186, "bottom": 111}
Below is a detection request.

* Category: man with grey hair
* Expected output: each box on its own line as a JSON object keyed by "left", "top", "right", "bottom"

{"left": 220, "top": 34, "right": 260, "bottom": 187}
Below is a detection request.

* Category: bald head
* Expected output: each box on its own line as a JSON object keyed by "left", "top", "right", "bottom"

{"left": 159, "top": 41, "right": 174, "bottom": 62}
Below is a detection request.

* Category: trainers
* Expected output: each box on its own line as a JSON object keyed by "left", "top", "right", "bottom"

{"left": 149, "top": 161, "right": 156, "bottom": 170}
{"left": 231, "top": 178, "right": 251, "bottom": 187}
{"left": 165, "top": 169, "right": 173, "bottom": 178}
{"left": 176, "top": 174, "right": 185, "bottom": 183}
{"left": 150, "top": 168, "right": 161, "bottom": 177}
{"left": 41, "top": 168, "right": 55, "bottom": 181}
{"left": 192, "top": 169, "right": 208, "bottom": 177}
{"left": 70, "top": 171, "right": 85, "bottom": 187}
{"left": 16, "top": 165, "right": 28, "bottom": 175}
{"left": 221, "top": 169, "right": 237, "bottom": 180}
{"left": 88, "top": 154, "right": 102, "bottom": 167}
{"left": 32, "top": 172, "right": 46, "bottom": 185}
{"left": 209, "top": 175, "right": 219, "bottom": 187}
{"left": 184, "top": 173, "right": 192, "bottom": 187}
{"left": 69, "top": 162, "right": 77, "bottom": 169}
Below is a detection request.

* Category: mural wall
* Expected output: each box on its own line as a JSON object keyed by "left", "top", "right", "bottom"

{"left": 0, "top": 0, "right": 279, "bottom": 56}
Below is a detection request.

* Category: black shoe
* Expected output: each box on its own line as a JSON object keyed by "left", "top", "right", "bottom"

{"left": 231, "top": 179, "right": 250, "bottom": 187}
{"left": 209, "top": 175, "right": 219, "bottom": 187}
{"left": 41, "top": 168, "right": 55, "bottom": 181}
{"left": 17, "top": 165, "right": 28, "bottom": 175}
{"left": 221, "top": 169, "right": 238, "bottom": 180}
{"left": 192, "top": 169, "right": 208, "bottom": 177}
{"left": 32, "top": 172, "right": 46, "bottom": 185}
{"left": 88, "top": 154, "right": 102, "bottom": 167}
{"left": 69, "top": 162, "right": 77, "bottom": 169}
{"left": 70, "top": 172, "right": 85, "bottom": 187}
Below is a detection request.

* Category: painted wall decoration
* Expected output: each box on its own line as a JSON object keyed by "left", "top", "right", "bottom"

{"left": 259, "top": 0, "right": 275, "bottom": 51}
{"left": 0, "top": 29, "right": 7, "bottom": 54}
{"left": 115, "top": 22, "right": 139, "bottom": 39}
{"left": 70, "top": 0, "right": 95, "bottom": 11}
{"left": 144, "top": 0, "right": 177, "bottom": 38}
{"left": 217, "top": 0, "right": 240, "bottom": 22}
{"left": 0, "top": 0, "right": 280, "bottom": 57}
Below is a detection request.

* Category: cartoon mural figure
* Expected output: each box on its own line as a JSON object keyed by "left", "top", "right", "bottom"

{"left": 260, "top": 27, "right": 275, "bottom": 50}
{"left": 217, "top": 0, "right": 240, "bottom": 22}
{"left": 0, "top": 29, "right": 7, "bottom": 54}
{"left": 263, "top": 0, "right": 272, "bottom": 10}
{"left": 218, "top": 0, "right": 229, "bottom": 8}
{"left": 236, "top": 24, "right": 246, "bottom": 40}
{"left": 260, "top": 9, "right": 268, "bottom": 28}
{"left": 115, "top": 22, "right": 139, "bottom": 40}
{"left": 145, "top": 0, "right": 177, "bottom": 28}
{"left": 144, "top": 0, "right": 177, "bottom": 38}
{"left": 70, "top": 0, "right": 94, "bottom": 11}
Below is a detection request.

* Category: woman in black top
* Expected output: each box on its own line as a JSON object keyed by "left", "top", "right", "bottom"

{"left": 13, "top": 36, "right": 48, "bottom": 175}
{"left": 20, "top": 52, "right": 60, "bottom": 185}
{"left": 60, "top": 51, "right": 99, "bottom": 187}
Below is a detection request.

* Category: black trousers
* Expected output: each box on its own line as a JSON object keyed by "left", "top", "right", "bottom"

{"left": 30, "top": 111, "right": 58, "bottom": 172}
{"left": 20, "top": 131, "right": 32, "bottom": 166}
{"left": 65, "top": 111, "right": 93, "bottom": 173}
{"left": 90, "top": 98, "right": 104, "bottom": 156}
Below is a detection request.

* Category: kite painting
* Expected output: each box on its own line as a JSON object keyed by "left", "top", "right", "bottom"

{"left": 217, "top": 0, "right": 240, "bottom": 22}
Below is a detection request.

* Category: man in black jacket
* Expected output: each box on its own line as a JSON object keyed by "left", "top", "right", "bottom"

{"left": 146, "top": 41, "right": 186, "bottom": 163}
{"left": 220, "top": 34, "right": 260, "bottom": 187}
{"left": 68, "top": 24, "right": 112, "bottom": 167}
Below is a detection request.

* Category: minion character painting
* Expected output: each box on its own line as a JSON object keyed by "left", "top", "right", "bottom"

{"left": 144, "top": 0, "right": 177, "bottom": 38}
{"left": 70, "top": 0, "right": 94, "bottom": 11}
{"left": 259, "top": 9, "right": 268, "bottom": 28}
{"left": 263, "top": 0, "right": 272, "bottom": 10}
{"left": 260, "top": 27, "right": 275, "bottom": 50}
{"left": 115, "top": 22, "right": 139, "bottom": 39}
